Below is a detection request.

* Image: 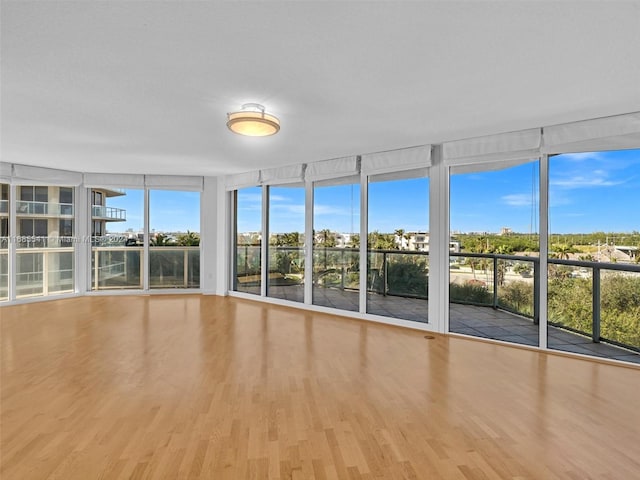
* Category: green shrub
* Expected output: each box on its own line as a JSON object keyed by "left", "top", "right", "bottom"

{"left": 450, "top": 282, "right": 492, "bottom": 305}
{"left": 499, "top": 281, "right": 533, "bottom": 316}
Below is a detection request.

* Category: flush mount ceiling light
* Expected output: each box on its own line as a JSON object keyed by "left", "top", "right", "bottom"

{"left": 227, "top": 103, "right": 280, "bottom": 137}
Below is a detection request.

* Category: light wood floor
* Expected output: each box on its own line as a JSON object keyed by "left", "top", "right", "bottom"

{"left": 1, "top": 295, "right": 639, "bottom": 479}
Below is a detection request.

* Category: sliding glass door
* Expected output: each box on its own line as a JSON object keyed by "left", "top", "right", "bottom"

{"left": 267, "top": 185, "right": 305, "bottom": 303}
{"left": 312, "top": 180, "right": 360, "bottom": 311}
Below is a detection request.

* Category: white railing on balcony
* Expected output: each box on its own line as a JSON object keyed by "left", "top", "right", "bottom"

{"left": 15, "top": 247, "right": 75, "bottom": 298}
{"left": 0, "top": 249, "right": 7, "bottom": 301}
{"left": 16, "top": 201, "right": 74, "bottom": 216}
{"left": 91, "top": 246, "right": 199, "bottom": 290}
{"left": 91, "top": 205, "right": 126, "bottom": 221}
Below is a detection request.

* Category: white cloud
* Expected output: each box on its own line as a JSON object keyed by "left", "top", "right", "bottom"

{"left": 548, "top": 191, "right": 572, "bottom": 207}
{"left": 314, "top": 204, "right": 358, "bottom": 216}
{"left": 270, "top": 204, "right": 305, "bottom": 215}
{"left": 550, "top": 176, "right": 624, "bottom": 188}
{"left": 557, "top": 152, "right": 602, "bottom": 162}
{"left": 237, "top": 192, "right": 262, "bottom": 202}
{"left": 502, "top": 193, "right": 536, "bottom": 207}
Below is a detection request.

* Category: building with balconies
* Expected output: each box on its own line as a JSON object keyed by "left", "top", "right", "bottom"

{"left": 90, "top": 188, "right": 127, "bottom": 236}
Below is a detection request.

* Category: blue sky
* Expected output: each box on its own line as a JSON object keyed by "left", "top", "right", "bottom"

{"left": 107, "top": 149, "right": 640, "bottom": 235}
{"left": 105, "top": 190, "right": 200, "bottom": 233}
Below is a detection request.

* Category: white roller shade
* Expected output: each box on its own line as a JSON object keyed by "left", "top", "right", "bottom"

{"left": 450, "top": 157, "right": 538, "bottom": 175}
{"left": 224, "top": 170, "right": 261, "bottom": 191}
{"left": 0, "top": 162, "right": 11, "bottom": 183}
{"left": 361, "top": 145, "right": 431, "bottom": 176}
{"left": 145, "top": 175, "right": 203, "bottom": 191}
{"left": 542, "top": 112, "right": 640, "bottom": 154}
{"left": 368, "top": 168, "right": 429, "bottom": 183}
{"left": 444, "top": 128, "right": 541, "bottom": 167}
{"left": 260, "top": 164, "right": 305, "bottom": 185}
{"left": 83, "top": 173, "right": 145, "bottom": 188}
{"left": 12, "top": 164, "right": 83, "bottom": 186}
{"left": 305, "top": 156, "right": 359, "bottom": 182}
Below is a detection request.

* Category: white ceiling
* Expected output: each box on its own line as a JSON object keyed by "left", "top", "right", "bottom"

{"left": 2, "top": 1, "right": 640, "bottom": 177}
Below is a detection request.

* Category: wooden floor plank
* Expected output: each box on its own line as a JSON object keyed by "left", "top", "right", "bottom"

{"left": 1, "top": 295, "right": 639, "bottom": 479}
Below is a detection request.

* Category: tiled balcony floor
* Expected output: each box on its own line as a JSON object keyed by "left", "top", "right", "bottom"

{"left": 238, "top": 284, "right": 640, "bottom": 365}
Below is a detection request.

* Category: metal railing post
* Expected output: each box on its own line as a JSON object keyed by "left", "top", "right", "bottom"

{"left": 341, "top": 249, "right": 345, "bottom": 290}
{"left": 383, "top": 252, "right": 388, "bottom": 296}
{"left": 42, "top": 251, "right": 48, "bottom": 296}
{"left": 94, "top": 249, "right": 99, "bottom": 290}
{"left": 592, "top": 266, "right": 601, "bottom": 343}
{"left": 533, "top": 261, "right": 540, "bottom": 325}
{"left": 139, "top": 250, "right": 144, "bottom": 289}
{"left": 183, "top": 249, "right": 188, "bottom": 287}
{"left": 492, "top": 256, "right": 498, "bottom": 309}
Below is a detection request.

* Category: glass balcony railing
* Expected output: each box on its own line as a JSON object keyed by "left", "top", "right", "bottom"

{"left": 240, "top": 247, "right": 640, "bottom": 353}
{"left": 368, "top": 249, "right": 428, "bottom": 299}
{"left": 92, "top": 205, "right": 126, "bottom": 221}
{"left": 15, "top": 247, "right": 75, "bottom": 298}
{"left": 91, "top": 246, "right": 199, "bottom": 290}
{"left": 0, "top": 199, "right": 8, "bottom": 214}
{"left": 313, "top": 247, "right": 360, "bottom": 290}
{"left": 149, "top": 247, "right": 199, "bottom": 288}
{"left": 546, "top": 258, "right": 640, "bottom": 352}
{"left": 450, "top": 253, "right": 539, "bottom": 319}
{"left": 0, "top": 248, "right": 7, "bottom": 301}
{"left": 268, "top": 245, "right": 305, "bottom": 302}
{"left": 16, "top": 201, "right": 73, "bottom": 216}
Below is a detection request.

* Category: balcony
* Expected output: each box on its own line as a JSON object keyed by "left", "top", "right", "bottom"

{"left": 0, "top": 199, "right": 7, "bottom": 215}
{"left": 91, "top": 246, "right": 199, "bottom": 289}
{"left": 16, "top": 201, "right": 73, "bottom": 216}
{"left": 236, "top": 246, "right": 640, "bottom": 364}
{"left": 91, "top": 205, "right": 126, "bottom": 221}
{"left": 13, "top": 247, "right": 75, "bottom": 298}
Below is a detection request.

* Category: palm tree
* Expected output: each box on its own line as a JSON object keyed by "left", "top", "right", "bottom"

{"left": 394, "top": 229, "right": 406, "bottom": 250}
{"left": 150, "top": 233, "right": 176, "bottom": 285}
{"left": 176, "top": 231, "right": 200, "bottom": 246}
{"left": 151, "top": 233, "right": 174, "bottom": 246}
{"left": 552, "top": 243, "right": 572, "bottom": 260}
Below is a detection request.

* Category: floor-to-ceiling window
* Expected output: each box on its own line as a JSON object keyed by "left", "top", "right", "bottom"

{"left": 16, "top": 185, "right": 75, "bottom": 298}
{"left": 149, "top": 190, "right": 200, "bottom": 288}
{"left": 547, "top": 148, "right": 640, "bottom": 362}
{"left": 267, "top": 185, "right": 305, "bottom": 303}
{"left": 234, "top": 186, "right": 262, "bottom": 295}
{"left": 449, "top": 161, "right": 540, "bottom": 347}
{"left": 312, "top": 180, "right": 360, "bottom": 311}
{"left": 91, "top": 188, "right": 142, "bottom": 290}
{"left": 367, "top": 175, "right": 429, "bottom": 322}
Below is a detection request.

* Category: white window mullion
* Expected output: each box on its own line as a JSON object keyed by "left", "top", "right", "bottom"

{"left": 538, "top": 154, "right": 549, "bottom": 349}
{"left": 229, "top": 190, "right": 237, "bottom": 293}
{"left": 261, "top": 186, "right": 268, "bottom": 297}
{"left": 75, "top": 186, "right": 89, "bottom": 294}
{"left": 428, "top": 145, "right": 449, "bottom": 333}
{"left": 304, "top": 181, "right": 313, "bottom": 305}
{"left": 143, "top": 188, "right": 150, "bottom": 291}
{"left": 359, "top": 172, "right": 367, "bottom": 314}
{"left": 9, "top": 184, "right": 17, "bottom": 301}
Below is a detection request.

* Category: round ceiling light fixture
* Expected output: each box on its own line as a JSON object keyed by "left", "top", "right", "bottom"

{"left": 227, "top": 103, "right": 280, "bottom": 137}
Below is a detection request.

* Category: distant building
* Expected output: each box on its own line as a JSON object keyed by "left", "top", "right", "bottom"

{"left": 91, "top": 188, "right": 127, "bottom": 236}
{"left": 500, "top": 227, "right": 513, "bottom": 235}
{"left": 1, "top": 186, "right": 126, "bottom": 246}
{"left": 612, "top": 246, "right": 638, "bottom": 263}
{"left": 405, "top": 232, "right": 460, "bottom": 253}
